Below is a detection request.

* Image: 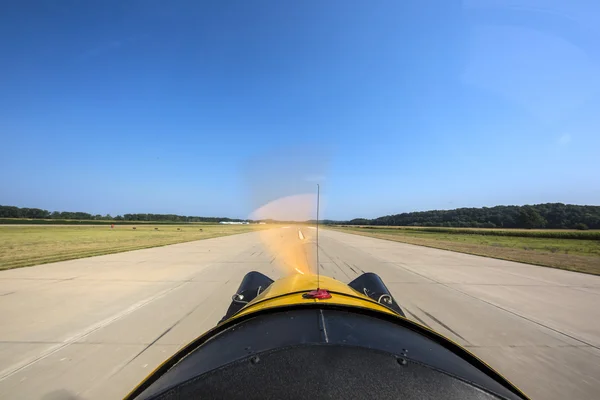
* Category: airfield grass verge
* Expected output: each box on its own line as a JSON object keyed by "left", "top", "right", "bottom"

{"left": 329, "top": 226, "right": 600, "bottom": 275}
{"left": 0, "top": 224, "right": 271, "bottom": 270}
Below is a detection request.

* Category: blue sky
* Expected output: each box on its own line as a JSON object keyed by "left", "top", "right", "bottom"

{"left": 1, "top": 1, "right": 600, "bottom": 220}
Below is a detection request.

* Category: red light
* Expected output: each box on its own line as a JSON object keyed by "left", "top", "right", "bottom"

{"left": 302, "top": 288, "right": 332, "bottom": 300}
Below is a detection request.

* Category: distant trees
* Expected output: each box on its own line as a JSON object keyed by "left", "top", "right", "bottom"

{"left": 518, "top": 206, "right": 546, "bottom": 229}
{"left": 2, "top": 203, "right": 600, "bottom": 229}
{"left": 121, "top": 214, "right": 244, "bottom": 223}
{"left": 0, "top": 205, "right": 245, "bottom": 223}
{"left": 0, "top": 206, "right": 50, "bottom": 219}
{"left": 343, "top": 203, "right": 600, "bottom": 229}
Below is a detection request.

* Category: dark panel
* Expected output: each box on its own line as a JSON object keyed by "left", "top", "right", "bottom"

{"left": 321, "top": 309, "right": 517, "bottom": 397}
{"left": 140, "top": 309, "right": 323, "bottom": 398}
{"left": 152, "top": 346, "right": 506, "bottom": 400}
{"left": 138, "top": 309, "right": 524, "bottom": 400}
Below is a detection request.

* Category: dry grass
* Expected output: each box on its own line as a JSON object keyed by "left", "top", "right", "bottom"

{"left": 329, "top": 227, "right": 600, "bottom": 275}
{"left": 0, "top": 224, "right": 272, "bottom": 270}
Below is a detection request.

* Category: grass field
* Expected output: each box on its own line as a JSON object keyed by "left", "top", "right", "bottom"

{"left": 329, "top": 226, "right": 600, "bottom": 275}
{"left": 0, "top": 224, "right": 270, "bottom": 270}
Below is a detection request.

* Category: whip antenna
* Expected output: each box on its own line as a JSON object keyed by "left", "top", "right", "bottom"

{"left": 301, "top": 184, "right": 331, "bottom": 299}
{"left": 316, "top": 184, "right": 320, "bottom": 289}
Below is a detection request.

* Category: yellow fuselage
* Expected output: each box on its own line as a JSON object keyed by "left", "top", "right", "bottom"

{"left": 230, "top": 274, "right": 400, "bottom": 320}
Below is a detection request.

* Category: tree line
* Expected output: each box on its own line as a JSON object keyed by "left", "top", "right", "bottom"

{"left": 3, "top": 203, "right": 599, "bottom": 229}
{"left": 340, "top": 203, "right": 600, "bottom": 230}
{"left": 120, "top": 214, "right": 244, "bottom": 223}
{"left": 0, "top": 206, "right": 245, "bottom": 223}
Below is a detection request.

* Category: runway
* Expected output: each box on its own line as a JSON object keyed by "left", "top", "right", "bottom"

{"left": 0, "top": 227, "right": 598, "bottom": 399}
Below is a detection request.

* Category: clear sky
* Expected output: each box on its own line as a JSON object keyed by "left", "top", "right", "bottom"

{"left": 1, "top": 1, "right": 600, "bottom": 220}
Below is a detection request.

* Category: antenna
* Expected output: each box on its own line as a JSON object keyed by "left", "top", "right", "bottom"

{"left": 301, "top": 184, "right": 331, "bottom": 300}
{"left": 316, "top": 184, "right": 320, "bottom": 289}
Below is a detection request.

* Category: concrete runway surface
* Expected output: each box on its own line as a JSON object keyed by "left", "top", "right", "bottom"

{"left": 0, "top": 227, "right": 599, "bottom": 399}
